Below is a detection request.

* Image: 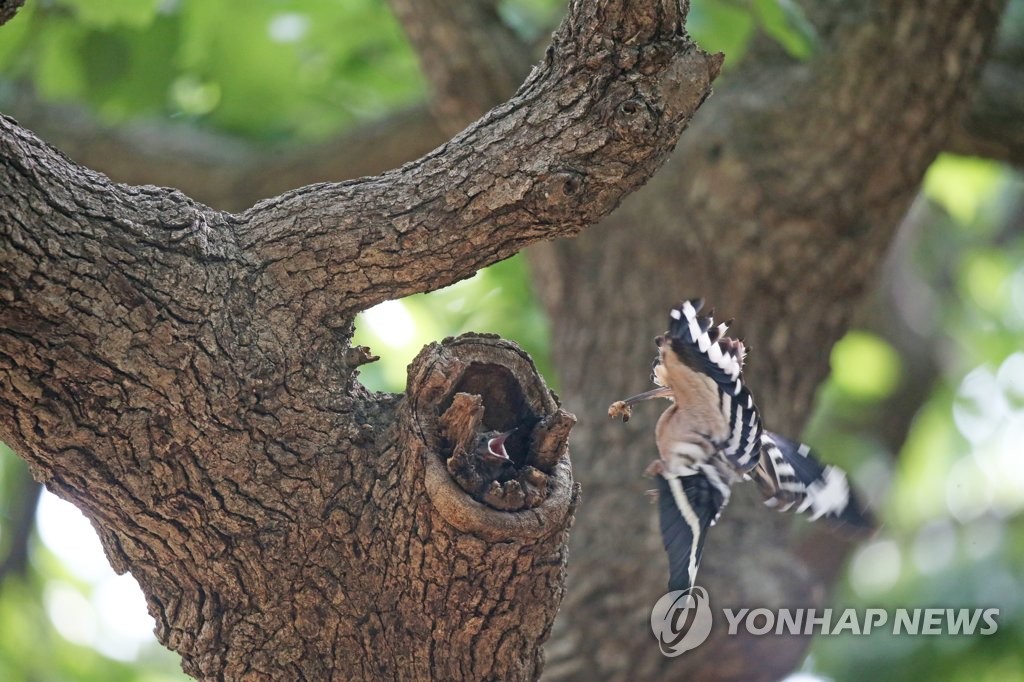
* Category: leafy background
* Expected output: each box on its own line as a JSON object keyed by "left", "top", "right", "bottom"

{"left": 1, "top": 0, "right": 1022, "bottom": 679}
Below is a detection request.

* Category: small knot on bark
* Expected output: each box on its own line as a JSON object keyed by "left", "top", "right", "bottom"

{"left": 613, "top": 97, "right": 656, "bottom": 139}
{"left": 537, "top": 170, "right": 587, "bottom": 209}
{"left": 407, "top": 334, "right": 575, "bottom": 540}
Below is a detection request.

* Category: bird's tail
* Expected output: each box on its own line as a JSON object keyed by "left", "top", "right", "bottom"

{"left": 753, "top": 432, "right": 875, "bottom": 531}
{"left": 656, "top": 470, "right": 729, "bottom": 593}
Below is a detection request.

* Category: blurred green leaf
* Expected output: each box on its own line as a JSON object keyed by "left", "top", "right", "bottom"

{"left": 0, "top": 2, "right": 34, "bottom": 70}
{"left": 35, "top": 19, "right": 88, "bottom": 100}
{"left": 688, "top": 1, "right": 755, "bottom": 63}
{"left": 5, "top": 0, "right": 424, "bottom": 138}
{"left": 169, "top": 74, "right": 221, "bottom": 116}
{"left": 960, "top": 250, "right": 1013, "bottom": 316}
{"left": 55, "top": 0, "right": 162, "bottom": 29}
{"left": 499, "top": 0, "right": 563, "bottom": 40}
{"left": 924, "top": 154, "right": 1005, "bottom": 227}
{"left": 688, "top": 0, "right": 818, "bottom": 67}
{"left": 830, "top": 331, "right": 902, "bottom": 400}
{"left": 752, "top": 0, "right": 818, "bottom": 59}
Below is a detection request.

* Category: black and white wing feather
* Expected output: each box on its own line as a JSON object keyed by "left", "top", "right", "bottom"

{"left": 656, "top": 470, "right": 728, "bottom": 592}
{"left": 756, "top": 432, "right": 873, "bottom": 529}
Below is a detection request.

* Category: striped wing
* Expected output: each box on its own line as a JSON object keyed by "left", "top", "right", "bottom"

{"left": 756, "top": 431, "right": 874, "bottom": 529}
{"left": 662, "top": 299, "right": 762, "bottom": 472}
{"left": 656, "top": 468, "right": 729, "bottom": 592}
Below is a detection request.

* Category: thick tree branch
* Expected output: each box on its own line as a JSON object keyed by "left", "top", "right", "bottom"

{"left": 4, "top": 1, "right": 722, "bottom": 329}
{"left": 238, "top": 1, "right": 721, "bottom": 324}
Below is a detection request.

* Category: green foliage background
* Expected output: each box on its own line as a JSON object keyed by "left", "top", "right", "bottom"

{"left": 1, "top": 1, "right": 1022, "bottom": 680}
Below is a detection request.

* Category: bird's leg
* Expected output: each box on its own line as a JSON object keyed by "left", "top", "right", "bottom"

{"left": 644, "top": 459, "right": 666, "bottom": 502}
{"left": 607, "top": 386, "right": 674, "bottom": 421}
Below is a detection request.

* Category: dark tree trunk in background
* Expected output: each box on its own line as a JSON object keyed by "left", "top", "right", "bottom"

{"left": 538, "top": 2, "right": 1007, "bottom": 678}
{"left": 1, "top": 0, "right": 1017, "bottom": 680}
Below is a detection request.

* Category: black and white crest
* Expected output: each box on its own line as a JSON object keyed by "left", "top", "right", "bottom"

{"left": 659, "top": 298, "right": 762, "bottom": 472}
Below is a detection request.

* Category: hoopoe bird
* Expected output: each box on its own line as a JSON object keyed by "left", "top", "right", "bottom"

{"left": 609, "top": 299, "right": 874, "bottom": 593}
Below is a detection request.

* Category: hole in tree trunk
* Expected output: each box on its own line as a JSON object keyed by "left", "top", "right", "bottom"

{"left": 409, "top": 334, "right": 576, "bottom": 529}
{"left": 443, "top": 362, "right": 540, "bottom": 467}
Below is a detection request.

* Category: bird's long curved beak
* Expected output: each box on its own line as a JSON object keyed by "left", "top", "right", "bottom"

{"left": 619, "top": 387, "right": 674, "bottom": 406}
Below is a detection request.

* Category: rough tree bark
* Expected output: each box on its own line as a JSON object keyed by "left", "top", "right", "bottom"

{"left": 1, "top": 0, "right": 723, "bottom": 679}
{"left": 1, "top": 0, "right": 1017, "bottom": 681}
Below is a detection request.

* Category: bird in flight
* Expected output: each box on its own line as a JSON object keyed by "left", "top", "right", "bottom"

{"left": 609, "top": 298, "right": 874, "bottom": 593}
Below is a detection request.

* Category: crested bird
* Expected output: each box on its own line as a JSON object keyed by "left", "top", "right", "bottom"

{"left": 609, "top": 299, "right": 874, "bottom": 593}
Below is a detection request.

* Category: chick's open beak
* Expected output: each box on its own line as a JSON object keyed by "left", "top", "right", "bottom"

{"left": 486, "top": 430, "right": 515, "bottom": 460}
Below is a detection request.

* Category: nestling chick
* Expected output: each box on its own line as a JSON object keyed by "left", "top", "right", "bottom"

{"left": 473, "top": 430, "right": 515, "bottom": 479}
{"left": 446, "top": 429, "right": 515, "bottom": 496}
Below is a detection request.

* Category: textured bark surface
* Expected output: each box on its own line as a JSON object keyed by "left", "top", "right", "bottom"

{"left": 0, "top": 1, "right": 721, "bottom": 679}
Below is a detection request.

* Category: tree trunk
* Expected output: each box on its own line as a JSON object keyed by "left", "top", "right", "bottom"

{"left": 0, "top": 0, "right": 721, "bottom": 678}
